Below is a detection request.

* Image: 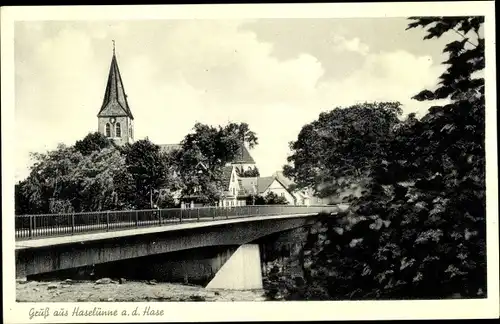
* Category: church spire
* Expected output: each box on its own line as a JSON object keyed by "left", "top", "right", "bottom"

{"left": 97, "top": 42, "right": 134, "bottom": 120}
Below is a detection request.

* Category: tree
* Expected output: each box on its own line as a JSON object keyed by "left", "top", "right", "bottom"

{"left": 247, "top": 192, "right": 289, "bottom": 205}
{"left": 283, "top": 102, "right": 402, "bottom": 198}
{"left": 15, "top": 180, "right": 33, "bottom": 215}
{"left": 74, "top": 132, "right": 114, "bottom": 156}
{"left": 16, "top": 142, "right": 135, "bottom": 214}
{"left": 122, "top": 139, "right": 172, "bottom": 209}
{"left": 73, "top": 148, "right": 134, "bottom": 211}
{"left": 223, "top": 122, "right": 259, "bottom": 148}
{"left": 263, "top": 192, "right": 289, "bottom": 205}
{"left": 20, "top": 144, "right": 84, "bottom": 214}
{"left": 237, "top": 166, "right": 260, "bottom": 177}
{"left": 173, "top": 122, "right": 258, "bottom": 204}
{"left": 272, "top": 16, "right": 486, "bottom": 300}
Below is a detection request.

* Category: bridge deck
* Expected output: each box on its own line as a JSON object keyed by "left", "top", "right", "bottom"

{"left": 15, "top": 213, "right": 325, "bottom": 250}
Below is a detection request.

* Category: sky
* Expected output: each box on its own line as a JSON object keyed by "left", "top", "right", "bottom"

{"left": 14, "top": 18, "right": 455, "bottom": 182}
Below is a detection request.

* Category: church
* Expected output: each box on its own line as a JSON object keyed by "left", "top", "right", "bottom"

{"left": 95, "top": 48, "right": 311, "bottom": 208}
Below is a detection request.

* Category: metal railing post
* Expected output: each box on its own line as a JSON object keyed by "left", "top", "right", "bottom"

{"left": 135, "top": 210, "right": 139, "bottom": 227}
{"left": 197, "top": 208, "right": 200, "bottom": 221}
{"left": 29, "top": 215, "right": 33, "bottom": 239}
{"left": 71, "top": 213, "right": 75, "bottom": 234}
{"left": 180, "top": 208, "right": 183, "bottom": 223}
{"left": 106, "top": 211, "right": 110, "bottom": 231}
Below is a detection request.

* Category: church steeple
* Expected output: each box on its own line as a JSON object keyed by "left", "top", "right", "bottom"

{"left": 97, "top": 43, "right": 134, "bottom": 120}
{"left": 97, "top": 43, "right": 134, "bottom": 145}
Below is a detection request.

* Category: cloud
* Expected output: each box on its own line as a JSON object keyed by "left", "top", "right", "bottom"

{"left": 15, "top": 20, "right": 445, "bottom": 182}
{"left": 331, "top": 34, "right": 370, "bottom": 56}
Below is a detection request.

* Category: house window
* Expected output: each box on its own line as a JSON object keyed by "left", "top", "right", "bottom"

{"left": 115, "top": 122, "right": 121, "bottom": 137}
{"left": 105, "top": 123, "right": 111, "bottom": 137}
{"left": 280, "top": 192, "right": 285, "bottom": 197}
{"left": 232, "top": 188, "right": 236, "bottom": 196}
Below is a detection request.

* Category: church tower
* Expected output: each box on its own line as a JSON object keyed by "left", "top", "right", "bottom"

{"left": 97, "top": 42, "right": 134, "bottom": 145}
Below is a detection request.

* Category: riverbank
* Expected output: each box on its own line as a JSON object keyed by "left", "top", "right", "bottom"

{"left": 16, "top": 279, "right": 267, "bottom": 302}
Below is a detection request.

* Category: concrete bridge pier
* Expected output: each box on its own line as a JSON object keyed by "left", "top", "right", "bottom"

{"left": 206, "top": 244, "right": 263, "bottom": 290}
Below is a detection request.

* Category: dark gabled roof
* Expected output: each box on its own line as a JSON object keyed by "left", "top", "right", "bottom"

{"left": 256, "top": 176, "right": 275, "bottom": 194}
{"left": 231, "top": 142, "right": 255, "bottom": 164}
{"left": 273, "top": 171, "right": 295, "bottom": 189}
{"left": 221, "top": 165, "right": 235, "bottom": 188}
{"left": 97, "top": 53, "right": 134, "bottom": 120}
{"left": 239, "top": 176, "right": 290, "bottom": 196}
{"left": 239, "top": 176, "right": 274, "bottom": 194}
{"left": 239, "top": 177, "right": 258, "bottom": 195}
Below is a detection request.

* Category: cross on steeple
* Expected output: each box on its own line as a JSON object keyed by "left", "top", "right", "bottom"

{"left": 112, "top": 40, "right": 115, "bottom": 55}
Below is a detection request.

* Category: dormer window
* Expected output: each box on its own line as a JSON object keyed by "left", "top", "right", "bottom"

{"left": 105, "top": 123, "right": 111, "bottom": 137}
{"left": 115, "top": 122, "right": 121, "bottom": 137}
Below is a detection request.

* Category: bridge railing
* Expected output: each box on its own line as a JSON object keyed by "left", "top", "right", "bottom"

{"left": 15, "top": 205, "right": 339, "bottom": 240}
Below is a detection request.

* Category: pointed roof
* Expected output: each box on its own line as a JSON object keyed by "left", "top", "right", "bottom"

{"left": 221, "top": 165, "right": 235, "bottom": 188}
{"left": 231, "top": 142, "right": 255, "bottom": 164}
{"left": 97, "top": 52, "right": 134, "bottom": 119}
{"left": 273, "top": 171, "right": 295, "bottom": 189}
{"left": 239, "top": 176, "right": 275, "bottom": 195}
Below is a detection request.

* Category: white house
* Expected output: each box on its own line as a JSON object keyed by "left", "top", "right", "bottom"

{"left": 273, "top": 171, "right": 331, "bottom": 205}
{"left": 218, "top": 165, "right": 247, "bottom": 207}
{"left": 239, "top": 176, "right": 296, "bottom": 205}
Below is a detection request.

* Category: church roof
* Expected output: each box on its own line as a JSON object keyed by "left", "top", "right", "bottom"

{"left": 158, "top": 144, "right": 182, "bottom": 154}
{"left": 97, "top": 53, "right": 134, "bottom": 120}
{"left": 231, "top": 142, "right": 256, "bottom": 164}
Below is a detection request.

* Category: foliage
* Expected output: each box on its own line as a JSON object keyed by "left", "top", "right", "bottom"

{"left": 274, "top": 16, "right": 486, "bottom": 300}
{"left": 16, "top": 144, "right": 133, "bottom": 214}
{"left": 237, "top": 166, "right": 260, "bottom": 177}
{"left": 74, "top": 132, "right": 114, "bottom": 156}
{"left": 223, "top": 122, "right": 258, "bottom": 149}
{"left": 283, "top": 102, "right": 402, "bottom": 198}
{"left": 19, "top": 144, "right": 84, "bottom": 214}
{"left": 248, "top": 191, "right": 289, "bottom": 205}
{"left": 263, "top": 192, "right": 290, "bottom": 205}
{"left": 407, "top": 16, "right": 484, "bottom": 102}
{"left": 74, "top": 148, "right": 134, "bottom": 211}
{"left": 15, "top": 180, "right": 32, "bottom": 215}
{"left": 15, "top": 121, "right": 251, "bottom": 213}
{"left": 172, "top": 122, "right": 258, "bottom": 204}
{"left": 121, "top": 139, "right": 174, "bottom": 209}
{"left": 156, "top": 190, "right": 178, "bottom": 209}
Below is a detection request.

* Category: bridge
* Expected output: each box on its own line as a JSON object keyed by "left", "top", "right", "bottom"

{"left": 15, "top": 205, "right": 340, "bottom": 290}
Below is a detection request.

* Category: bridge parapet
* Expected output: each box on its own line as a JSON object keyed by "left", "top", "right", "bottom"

{"left": 15, "top": 205, "right": 339, "bottom": 241}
